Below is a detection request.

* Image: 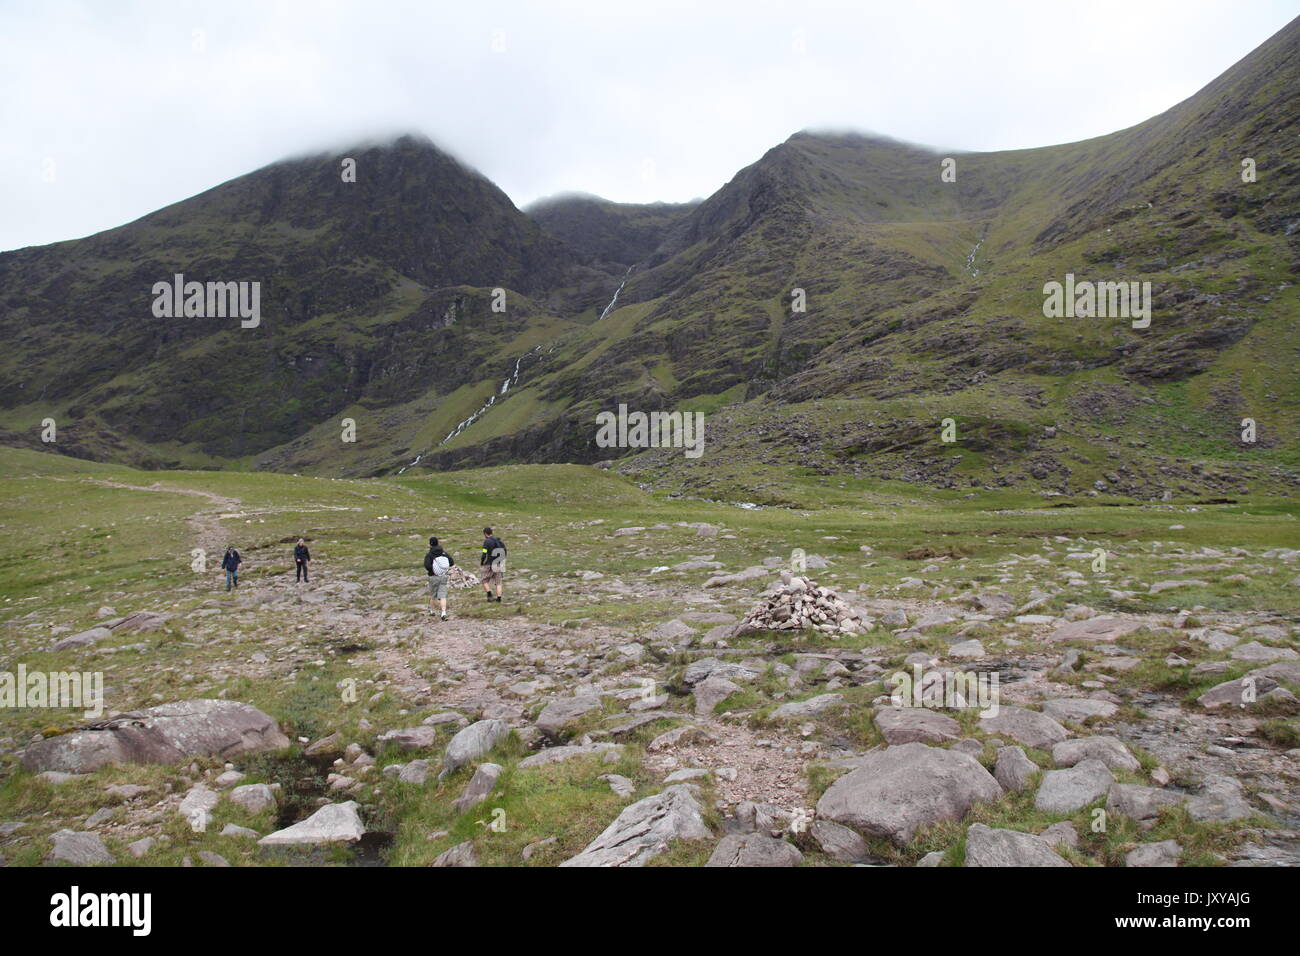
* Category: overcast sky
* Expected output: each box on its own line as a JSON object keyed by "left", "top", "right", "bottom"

{"left": 1, "top": 0, "right": 1296, "bottom": 251}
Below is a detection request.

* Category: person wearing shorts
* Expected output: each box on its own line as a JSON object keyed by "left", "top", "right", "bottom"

{"left": 424, "top": 536, "right": 455, "bottom": 620}
{"left": 479, "top": 527, "right": 506, "bottom": 602}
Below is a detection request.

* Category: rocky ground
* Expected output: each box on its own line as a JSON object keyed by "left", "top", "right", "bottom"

{"left": 1, "top": 457, "right": 1298, "bottom": 867}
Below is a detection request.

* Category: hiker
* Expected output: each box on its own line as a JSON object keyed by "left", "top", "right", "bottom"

{"left": 294, "top": 538, "right": 311, "bottom": 583}
{"left": 221, "top": 545, "right": 242, "bottom": 592}
{"left": 479, "top": 527, "right": 506, "bottom": 602}
{"left": 424, "top": 536, "right": 455, "bottom": 620}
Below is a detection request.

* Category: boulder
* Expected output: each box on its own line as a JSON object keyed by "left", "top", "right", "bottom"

{"left": 453, "top": 763, "right": 503, "bottom": 813}
{"left": 1186, "top": 776, "right": 1254, "bottom": 822}
{"left": 431, "top": 841, "right": 478, "bottom": 867}
{"left": 964, "top": 823, "right": 1069, "bottom": 867}
{"left": 20, "top": 699, "right": 289, "bottom": 773}
{"left": 994, "top": 746, "right": 1039, "bottom": 792}
{"left": 441, "top": 720, "right": 510, "bottom": 779}
{"left": 682, "top": 658, "right": 760, "bottom": 685}
{"left": 229, "top": 783, "right": 276, "bottom": 814}
{"left": 706, "top": 833, "right": 803, "bottom": 867}
{"left": 1034, "top": 759, "right": 1113, "bottom": 813}
{"left": 978, "top": 706, "right": 1069, "bottom": 749}
{"left": 874, "top": 707, "right": 960, "bottom": 745}
{"left": 810, "top": 820, "right": 871, "bottom": 863}
{"left": 1197, "top": 676, "right": 1279, "bottom": 710}
{"left": 377, "top": 726, "right": 440, "bottom": 751}
{"left": 50, "top": 627, "right": 112, "bottom": 651}
{"left": 1126, "top": 840, "right": 1182, "bottom": 867}
{"left": 816, "top": 743, "right": 1001, "bottom": 845}
{"left": 517, "top": 743, "right": 622, "bottom": 768}
{"left": 1106, "top": 784, "right": 1184, "bottom": 821}
{"left": 46, "top": 829, "right": 114, "bottom": 865}
{"left": 770, "top": 693, "right": 844, "bottom": 721}
{"left": 693, "top": 676, "right": 741, "bottom": 715}
{"left": 1230, "top": 641, "right": 1298, "bottom": 663}
{"left": 258, "top": 801, "right": 365, "bottom": 845}
{"left": 535, "top": 696, "right": 601, "bottom": 737}
{"left": 1052, "top": 736, "right": 1139, "bottom": 771}
{"left": 561, "top": 785, "right": 711, "bottom": 867}
{"left": 1048, "top": 618, "right": 1144, "bottom": 643}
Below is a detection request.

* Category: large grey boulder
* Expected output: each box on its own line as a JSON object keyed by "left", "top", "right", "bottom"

{"left": 994, "top": 746, "right": 1039, "bottom": 792}
{"left": 431, "top": 841, "right": 478, "bottom": 867}
{"left": 1127, "top": 840, "right": 1182, "bottom": 867}
{"left": 46, "top": 829, "right": 114, "bottom": 865}
{"left": 706, "top": 833, "right": 803, "bottom": 867}
{"left": 50, "top": 627, "right": 112, "bottom": 651}
{"left": 561, "top": 785, "right": 711, "bottom": 867}
{"left": 1106, "top": 784, "right": 1184, "bottom": 821}
{"left": 517, "top": 743, "right": 622, "bottom": 768}
{"left": 535, "top": 696, "right": 601, "bottom": 737}
{"left": 453, "top": 763, "right": 503, "bottom": 813}
{"left": 810, "top": 820, "right": 871, "bottom": 863}
{"left": 1052, "top": 736, "right": 1140, "bottom": 771}
{"left": 1197, "top": 676, "right": 1278, "bottom": 710}
{"left": 230, "top": 783, "right": 276, "bottom": 814}
{"left": 377, "top": 726, "right": 439, "bottom": 751}
{"left": 1187, "top": 776, "right": 1254, "bottom": 822}
{"left": 682, "top": 658, "right": 760, "bottom": 685}
{"left": 441, "top": 720, "right": 510, "bottom": 779}
{"left": 874, "top": 707, "right": 960, "bottom": 745}
{"left": 1048, "top": 617, "right": 1144, "bottom": 643}
{"left": 978, "top": 706, "right": 1069, "bottom": 749}
{"left": 693, "top": 676, "right": 741, "bottom": 715}
{"left": 258, "top": 801, "right": 365, "bottom": 845}
{"left": 20, "top": 699, "right": 289, "bottom": 773}
{"left": 770, "top": 693, "right": 844, "bottom": 721}
{"left": 816, "top": 743, "right": 1002, "bottom": 845}
{"left": 1035, "top": 759, "right": 1113, "bottom": 813}
{"left": 964, "top": 823, "right": 1070, "bottom": 867}
{"left": 1230, "top": 641, "right": 1298, "bottom": 663}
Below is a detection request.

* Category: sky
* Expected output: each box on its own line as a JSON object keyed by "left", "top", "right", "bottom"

{"left": 1, "top": 0, "right": 1297, "bottom": 251}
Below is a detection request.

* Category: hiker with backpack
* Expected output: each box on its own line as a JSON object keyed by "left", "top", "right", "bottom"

{"left": 293, "top": 538, "right": 311, "bottom": 583}
{"left": 221, "top": 545, "right": 242, "bottom": 592}
{"left": 479, "top": 527, "right": 506, "bottom": 602}
{"left": 424, "top": 536, "right": 455, "bottom": 620}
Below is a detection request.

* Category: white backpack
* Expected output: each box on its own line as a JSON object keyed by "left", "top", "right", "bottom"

{"left": 432, "top": 555, "right": 450, "bottom": 577}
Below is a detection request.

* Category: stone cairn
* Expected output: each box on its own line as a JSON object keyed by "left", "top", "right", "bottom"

{"left": 738, "top": 573, "right": 871, "bottom": 637}
{"left": 446, "top": 566, "right": 479, "bottom": 589}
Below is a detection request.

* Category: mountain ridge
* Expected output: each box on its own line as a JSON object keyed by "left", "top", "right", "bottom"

{"left": 2, "top": 16, "right": 1298, "bottom": 502}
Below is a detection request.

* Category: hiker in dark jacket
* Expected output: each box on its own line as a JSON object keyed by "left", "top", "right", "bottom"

{"left": 424, "top": 536, "right": 456, "bottom": 620}
{"left": 294, "top": 539, "right": 311, "bottom": 583}
{"left": 479, "top": 527, "right": 506, "bottom": 602}
{"left": 221, "top": 545, "right": 242, "bottom": 592}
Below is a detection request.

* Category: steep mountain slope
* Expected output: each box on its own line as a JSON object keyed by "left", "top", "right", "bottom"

{"left": 0, "top": 135, "right": 612, "bottom": 470}
{"left": 416, "top": 15, "right": 1300, "bottom": 502}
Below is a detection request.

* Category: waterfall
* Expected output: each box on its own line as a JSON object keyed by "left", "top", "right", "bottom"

{"left": 598, "top": 266, "right": 633, "bottom": 320}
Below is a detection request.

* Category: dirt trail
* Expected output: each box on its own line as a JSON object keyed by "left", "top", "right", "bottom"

{"left": 80, "top": 477, "right": 243, "bottom": 558}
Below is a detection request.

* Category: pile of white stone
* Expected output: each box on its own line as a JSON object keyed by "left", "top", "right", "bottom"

{"left": 447, "top": 566, "right": 479, "bottom": 589}
{"left": 739, "top": 574, "right": 873, "bottom": 636}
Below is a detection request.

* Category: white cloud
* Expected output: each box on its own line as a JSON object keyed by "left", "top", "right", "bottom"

{"left": 1, "top": 0, "right": 1295, "bottom": 250}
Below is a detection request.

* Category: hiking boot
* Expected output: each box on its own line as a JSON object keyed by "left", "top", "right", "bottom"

{"left": 440, "top": 612, "right": 448, "bottom": 621}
